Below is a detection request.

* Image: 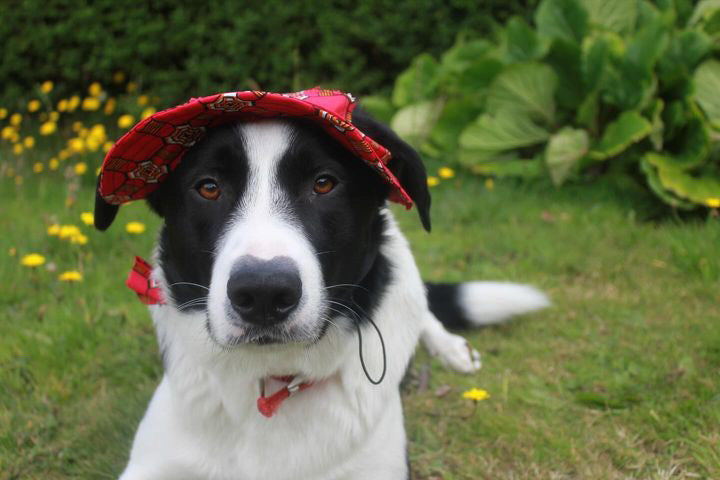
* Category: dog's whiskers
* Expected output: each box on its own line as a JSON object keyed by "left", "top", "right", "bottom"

{"left": 168, "top": 281, "right": 210, "bottom": 291}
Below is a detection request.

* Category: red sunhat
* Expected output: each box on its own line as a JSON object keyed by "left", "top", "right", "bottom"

{"left": 98, "top": 88, "right": 413, "bottom": 208}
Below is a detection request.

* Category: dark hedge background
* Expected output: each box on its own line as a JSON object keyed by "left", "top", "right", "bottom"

{"left": 0, "top": 0, "right": 536, "bottom": 106}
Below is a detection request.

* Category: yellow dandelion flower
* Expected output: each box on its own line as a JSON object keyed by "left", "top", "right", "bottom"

{"left": 70, "top": 234, "right": 88, "bottom": 245}
{"left": 118, "top": 114, "right": 135, "bottom": 129}
{"left": 462, "top": 388, "right": 490, "bottom": 402}
{"left": 33, "top": 162, "right": 44, "bottom": 173}
{"left": 58, "top": 225, "right": 81, "bottom": 239}
{"left": 58, "top": 270, "right": 83, "bottom": 282}
{"left": 102, "top": 141, "right": 114, "bottom": 153}
{"left": 58, "top": 149, "right": 72, "bottom": 160}
{"left": 88, "top": 82, "right": 103, "bottom": 97}
{"left": 706, "top": 198, "right": 720, "bottom": 208}
{"left": 125, "top": 221, "right": 146, "bottom": 234}
{"left": 39, "top": 121, "right": 57, "bottom": 136}
{"left": 15, "top": 175, "right": 23, "bottom": 186}
{"left": 137, "top": 95, "right": 149, "bottom": 106}
{"left": 485, "top": 178, "right": 495, "bottom": 191}
{"left": 141, "top": 107, "right": 156, "bottom": 119}
{"left": 74, "top": 162, "right": 88, "bottom": 175}
{"left": 10, "top": 113, "right": 22, "bottom": 126}
{"left": 82, "top": 97, "right": 101, "bottom": 111}
{"left": 27, "top": 99, "right": 42, "bottom": 112}
{"left": 80, "top": 212, "right": 94, "bottom": 225}
{"left": 23, "top": 136, "right": 35, "bottom": 149}
{"left": 12, "top": 144, "right": 23, "bottom": 155}
{"left": 438, "top": 167, "right": 455, "bottom": 179}
{"left": 49, "top": 111, "right": 59, "bottom": 122}
{"left": 57, "top": 99, "right": 68, "bottom": 112}
{"left": 21, "top": 253, "right": 45, "bottom": 267}
{"left": 78, "top": 128, "right": 89, "bottom": 138}
{"left": 112, "top": 71, "right": 126, "bottom": 84}
{"left": 67, "top": 95, "right": 81, "bottom": 111}
{"left": 72, "top": 121, "right": 84, "bottom": 132}
{"left": 126, "top": 81, "right": 138, "bottom": 93}
{"left": 95, "top": 166, "right": 101, "bottom": 176}
{"left": 1, "top": 126, "right": 15, "bottom": 139}
{"left": 0, "top": 107, "right": 7, "bottom": 119}
{"left": 90, "top": 124, "right": 106, "bottom": 140}
{"left": 103, "top": 97, "right": 116, "bottom": 115}
{"left": 47, "top": 224, "right": 61, "bottom": 236}
{"left": 8, "top": 247, "right": 16, "bottom": 256}
{"left": 427, "top": 176, "right": 440, "bottom": 187}
{"left": 68, "top": 137, "right": 85, "bottom": 154}
{"left": 40, "top": 80, "right": 54, "bottom": 94}
{"left": 49, "top": 158, "right": 59, "bottom": 170}
{"left": 85, "top": 136, "right": 101, "bottom": 152}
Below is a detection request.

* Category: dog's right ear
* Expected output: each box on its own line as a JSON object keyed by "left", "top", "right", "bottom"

{"left": 353, "top": 107, "right": 432, "bottom": 232}
{"left": 93, "top": 176, "right": 119, "bottom": 231}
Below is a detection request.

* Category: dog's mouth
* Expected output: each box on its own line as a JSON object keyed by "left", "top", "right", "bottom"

{"left": 205, "top": 313, "right": 328, "bottom": 347}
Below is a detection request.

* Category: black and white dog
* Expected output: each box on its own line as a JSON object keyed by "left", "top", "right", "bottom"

{"left": 95, "top": 109, "right": 548, "bottom": 479}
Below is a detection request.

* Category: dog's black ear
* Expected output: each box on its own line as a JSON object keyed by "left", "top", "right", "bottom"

{"left": 353, "top": 107, "right": 431, "bottom": 232}
{"left": 93, "top": 176, "right": 119, "bottom": 231}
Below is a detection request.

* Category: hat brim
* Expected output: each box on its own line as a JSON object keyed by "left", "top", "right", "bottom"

{"left": 98, "top": 89, "right": 413, "bottom": 208}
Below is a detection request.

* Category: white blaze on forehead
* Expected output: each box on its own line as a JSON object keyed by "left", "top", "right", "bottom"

{"left": 206, "top": 120, "right": 325, "bottom": 343}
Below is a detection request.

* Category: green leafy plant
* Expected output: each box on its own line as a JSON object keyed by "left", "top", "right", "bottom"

{"left": 380, "top": 0, "right": 720, "bottom": 210}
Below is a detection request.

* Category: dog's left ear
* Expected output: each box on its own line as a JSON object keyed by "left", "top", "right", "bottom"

{"left": 93, "top": 175, "right": 119, "bottom": 231}
{"left": 353, "top": 108, "right": 431, "bottom": 232}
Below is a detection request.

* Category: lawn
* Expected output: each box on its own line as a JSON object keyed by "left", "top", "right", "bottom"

{"left": 1, "top": 161, "right": 718, "bottom": 479}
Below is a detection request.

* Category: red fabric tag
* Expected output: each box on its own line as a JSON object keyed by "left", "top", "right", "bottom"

{"left": 126, "top": 256, "right": 165, "bottom": 305}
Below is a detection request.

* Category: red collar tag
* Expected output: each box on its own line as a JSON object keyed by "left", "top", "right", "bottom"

{"left": 126, "top": 256, "right": 165, "bottom": 305}
{"left": 257, "top": 376, "right": 314, "bottom": 418}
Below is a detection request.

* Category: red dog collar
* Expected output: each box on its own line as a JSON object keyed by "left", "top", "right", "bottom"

{"left": 98, "top": 88, "right": 413, "bottom": 208}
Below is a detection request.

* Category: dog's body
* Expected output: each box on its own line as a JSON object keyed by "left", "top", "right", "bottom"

{"left": 100, "top": 112, "right": 548, "bottom": 480}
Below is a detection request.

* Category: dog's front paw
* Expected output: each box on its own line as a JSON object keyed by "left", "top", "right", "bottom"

{"left": 423, "top": 326, "right": 482, "bottom": 373}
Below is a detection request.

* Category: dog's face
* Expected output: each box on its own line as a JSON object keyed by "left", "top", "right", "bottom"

{"left": 95, "top": 111, "right": 430, "bottom": 347}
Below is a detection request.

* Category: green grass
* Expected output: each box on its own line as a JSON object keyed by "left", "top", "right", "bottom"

{"left": 1, "top": 165, "right": 718, "bottom": 479}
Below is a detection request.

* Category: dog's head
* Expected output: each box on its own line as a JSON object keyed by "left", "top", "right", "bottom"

{"left": 95, "top": 110, "right": 430, "bottom": 347}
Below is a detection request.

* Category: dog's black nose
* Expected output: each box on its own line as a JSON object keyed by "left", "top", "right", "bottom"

{"left": 227, "top": 256, "right": 302, "bottom": 326}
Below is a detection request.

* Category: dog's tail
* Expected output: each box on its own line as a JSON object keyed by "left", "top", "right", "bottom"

{"left": 426, "top": 281, "right": 550, "bottom": 329}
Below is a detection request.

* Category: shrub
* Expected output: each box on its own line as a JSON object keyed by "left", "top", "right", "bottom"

{"left": 382, "top": 0, "right": 720, "bottom": 210}
{"left": 0, "top": 0, "right": 535, "bottom": 107}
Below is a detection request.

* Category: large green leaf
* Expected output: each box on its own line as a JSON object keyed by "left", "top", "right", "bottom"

{"left": 545, "top": 127, "right": 589, "bottom": 185}
{"left": 663, "top": 117, "right": 709, "bottom": 168}
{"left": 640, "top": 157, "right": 696, "bottom": 209}
{"left": 390, "top": 100, "right": 442, "bottom": 147}
{"left": 689, "top": 0, "right": 720, "bottom": 27}
{"left": 392, "top": 54, "right": 439, "bottom": 108}
{"left": 590, "top": 111, "right": 652, "bottom": 159}
{"left": 658, "top": 30, "right": 711, "bottom": 88}
{"left": 460, "top": 111, "right": 550, "bottom": 151}
{"left": 486, "top": 62, "right": 558, "bottom": 126}
{"left": 581, "top": 35, "right": 610, "bottom": 92}
{"left": 545, "top": 39, "right": 585, "bottom": 109}
{"left": 535, "top": 0, "right": 589, "bottom": 44}
{"left": 645, "top": 152, "right": 720, "bottom": 205}
{"left": 504, "top": 16, "right": 549, "bottom": 62}
{"left": 426, "top": 99, "right": 481, "bottom": 155}
{"left": 453, "top": 58, "right": 504, "bottom": 99}
{"left": 693, "top": 59, "right": 720, "bottom": 129}
{"left": 624, "top": 17, "right": 671, "bottom": 72}
{"left": 580, "top": 0, "right": 637, "bottom": 34}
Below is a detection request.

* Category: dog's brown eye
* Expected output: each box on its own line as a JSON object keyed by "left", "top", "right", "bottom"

{"left": 197, "top": 180, "right": 220, "bottom": 200}
{"left": 313, "top": 175, "right": 336, "bottom": 195}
